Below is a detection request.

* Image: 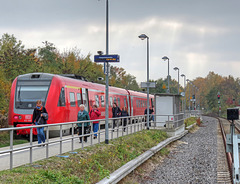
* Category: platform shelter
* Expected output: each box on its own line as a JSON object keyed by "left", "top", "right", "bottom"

{"left": 154, "top": 93, "right": 185, "bottom": 136}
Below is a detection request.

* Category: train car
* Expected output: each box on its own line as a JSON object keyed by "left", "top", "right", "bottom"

{"left": 127, "top": 90, "right": 154, "bottom": 116}
{"left": 8, "top": 73, "right": 153, "bottom": 136}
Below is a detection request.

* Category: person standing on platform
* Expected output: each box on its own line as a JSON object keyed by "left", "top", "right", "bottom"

{"left": 32, "top": 100, "right": 48, "bottom": 146}
{"left": 121, "top": 107, "right": 129, "bottom": 132}
{"left": 112, "top": 102, "right": 121, "bottom": 131}
{"left": 77, "top": 104, "right": 90, "bottom": 143}
{"left": 144, "top": 106, "right": 154, "bottom": 126}
{"left": 89, "top": 105, "right": 101, "bottom": 139}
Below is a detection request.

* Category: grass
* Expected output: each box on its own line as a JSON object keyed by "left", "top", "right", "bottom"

{"left": 119, "top": 146, "right": 170, "bottom": 184}
{"left": 0, "top": 132, "right": 29, "bottom": 148}
{"left": 0, "top": 129, "right": 168, "bottom": 184}
{"left": 184, "top": 117, "right": 198, "bottom": 127}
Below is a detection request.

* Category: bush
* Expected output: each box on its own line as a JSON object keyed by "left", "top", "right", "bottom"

{"left": 0, "top": 113, "right": 8, "bottom": 128}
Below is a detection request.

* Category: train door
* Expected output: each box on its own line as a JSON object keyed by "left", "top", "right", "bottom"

{"left": 127, "top": 95, "right": 130, "bottom": 115}
{"left": 82, "top": 88, "right": 89, "bottom": 111}
{"left": 131, "top": 96, "right": 134, "bottom": 116}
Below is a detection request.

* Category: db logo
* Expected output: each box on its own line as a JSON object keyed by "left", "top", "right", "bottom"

{"left": 25, "top": 115, "right": 31, "bottom": 120}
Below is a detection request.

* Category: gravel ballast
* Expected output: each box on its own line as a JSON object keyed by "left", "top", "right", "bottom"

{"left": 142, "top": 116, "right": 218, "bottom": 184}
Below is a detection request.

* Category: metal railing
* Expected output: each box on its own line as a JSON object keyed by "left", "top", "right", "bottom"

{"left": 0, "top": 115, "right": 147, "bottom": 170}
{"left": 153, "top": 113, "right": 185, "bottom": 130}
{"left": 185, "top": 110, "right": 202, "bottom": 118}
{"left": 0, "top": 112, "right": 202, "bottom": 170}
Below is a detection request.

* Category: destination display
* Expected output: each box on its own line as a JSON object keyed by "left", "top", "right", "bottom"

{"left": 94, "top": 55, "right": 120, "bottom": 63}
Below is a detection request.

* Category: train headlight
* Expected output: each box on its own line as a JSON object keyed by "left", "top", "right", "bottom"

{"left": 13, "top": 115, "right": 19, "bottom": 120}
{"left": 18, "top": 116, "right": 22, "bottom": 120}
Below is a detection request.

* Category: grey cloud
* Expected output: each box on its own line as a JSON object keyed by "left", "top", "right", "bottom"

{"left": 0, "top": 0, "right": 240, "bottom": 83}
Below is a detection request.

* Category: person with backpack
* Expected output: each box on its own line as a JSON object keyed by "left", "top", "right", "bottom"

{"left": 32, "top": 100, "right": 48, "bottom": 146}
{"left": 112, "top": 102, "right": 121, "bottom": 131}
{"left": 89, "top": 105, "right": 101, "bottom": 139}
{"left": 121, "top": 106, "right": 129, "bottom": 132}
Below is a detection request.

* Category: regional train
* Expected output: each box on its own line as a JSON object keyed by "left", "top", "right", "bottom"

{"left": 8, "top": 73, "right": 154, "bottom": 136}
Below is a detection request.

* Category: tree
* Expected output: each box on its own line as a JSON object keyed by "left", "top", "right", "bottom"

{"left": 122, "top": 74, "right": 140, "bottom": 91}
{"left": 0, "top": 33, "right": 37, "bottom": 81}
{"left": 37, "top": 41, "right": 63, "bottom": 73}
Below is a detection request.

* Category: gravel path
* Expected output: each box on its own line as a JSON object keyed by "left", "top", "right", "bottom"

{"left": 142, "top": 116, "right": 218, "bottom": 184}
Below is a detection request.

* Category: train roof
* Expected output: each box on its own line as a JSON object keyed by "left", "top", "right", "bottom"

{"left": 17, "top": 73, "right": 54, "bottom": 80}
{"left": 20, "top": 73, "right": 127, "bottom": 95}
{"left": 16, "top": 73, "right": 153, "bottom": 97}
{"left": 127, "top": 89, "right": 154, "bottom": 98}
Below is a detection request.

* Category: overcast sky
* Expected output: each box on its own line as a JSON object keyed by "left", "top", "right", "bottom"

{"left": 1, "top": 0, "right": 240, "bottom": 86}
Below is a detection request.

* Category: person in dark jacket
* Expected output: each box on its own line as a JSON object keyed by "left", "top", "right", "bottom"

{"left": 121, "top": 107, "right": 129, "bottom": 132}
{"left": 77, "top": 104, "right": 90, "bottom": 143}
{"left": 89, "top": 105, "right": 101, "bottom": 139}
{"left": 32, "top": 100, "right": 48, "bottom": 145}
{"left": 112, "top": 102, "right": 121, "bottom": 130}
{"left": 144, "top": 106, "right": 154, "bottom": 126}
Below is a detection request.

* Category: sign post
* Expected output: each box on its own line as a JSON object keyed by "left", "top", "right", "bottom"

{"left": 94, "top": 54, "right": 120, "bottom": 144}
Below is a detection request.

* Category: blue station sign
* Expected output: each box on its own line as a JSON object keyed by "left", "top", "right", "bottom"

{"left": 94, "top": 55, "right": 120, "bottom": 63}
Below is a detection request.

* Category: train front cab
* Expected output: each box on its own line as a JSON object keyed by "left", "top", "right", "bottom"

{"left": 8, "top": 73, "right": 55, "bottom": 136}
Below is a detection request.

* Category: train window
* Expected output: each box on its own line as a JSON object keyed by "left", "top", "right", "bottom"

{"left": 140, "top": 100, "right": 143, "bottom": 108}
{"left": 136, "top": 100, "right": 138, "bottom": 107}
{"left": 58, "top": 87, "right": 66, "bottom": 106}
{"left": 124, "top": 98, "right": 127, "bottom": 107}
{"left": 101, "top": 95, "right": 105, "bottom": 107}
{"left": 95, "top": 95, "right": 99, "bottom": 107}
{"left": 118, "top": 98, "right": 120, "bottom": 107}
{"left": 114, "top": 97, "right": 117, "bottom": 104}
{"left": 77, "top": 93, "right": 82, "bottom": 107}
{"left": 143, "top": 100, "right": 145, "bottom": 107}
{"left": 16, "top": 85, "right": 49, "bottom": 109}
{"left": 110, "top": 97, "right": 113, "bottom": 107}
{"left": 138, "top": 100, "right": 141, "bottom": 107}
{"left": 69, "top": 92, "right": 76, "bottom": 107}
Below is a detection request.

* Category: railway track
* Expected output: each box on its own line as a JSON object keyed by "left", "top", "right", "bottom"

{"left": 218, "top": 117, "right": 232, "bottom": 183}
{"left": 125, "top": 116, "right": 233, "bottom": 183}
{"left": 217, "top": 117, "right": 240, "bottom": 184}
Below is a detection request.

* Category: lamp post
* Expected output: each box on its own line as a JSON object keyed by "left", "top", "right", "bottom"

{"left": 173, "top": 67, "right": 179, "bottom": 94}
{"left": 162, "top": 56, "right": 170, "bottom": 93}
{"left": 139, "top": 33, "right": 150, "bottom": 130}
{"left": 105, "top": 0, "right": 110, "bottom": 144}
{"left": 195, "top": 87, "right": 198, "bottom": 110}
{"left": 186, "top": 79, "right": 191, "bottom": 111}
{"left": 192, "top": 84, "right": 195, "bottom": 110}
{"left": 181, "top": 74, "right": 186, "bottom": 114}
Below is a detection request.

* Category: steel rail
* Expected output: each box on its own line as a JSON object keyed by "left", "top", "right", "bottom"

{"left": 218, "top": 117, "right": 233, "bottom": 184}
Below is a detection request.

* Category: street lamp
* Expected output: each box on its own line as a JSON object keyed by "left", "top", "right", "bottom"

{"left": 138, "top": 33, "right": 150, "bottom": 130}
{"left": 192, "top": 84, "right": 196, "bottom": 110}
{"left": 105, "top": 0, "right": 110, "bottom": 144}
{"left": 181, "top": 74, "right": 186, "bottom": 114}
{"left": 195, "top": 86, "right": 198, "bottom": 110}
{"left": 186, "top": 79, "right": 191, "bottom": 111}
{"left": 173, "top": 67, "right": 179, "bottom": 94}
{"left": 162, "top": 56, "right": 170, "bottom": 93}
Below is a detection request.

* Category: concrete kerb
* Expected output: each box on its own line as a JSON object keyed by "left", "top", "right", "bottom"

{"left": 186, "top": 122, "right": 197, "bottom": 130}
{"left": 97, "top": 130, "right": 188, "bottom": 184}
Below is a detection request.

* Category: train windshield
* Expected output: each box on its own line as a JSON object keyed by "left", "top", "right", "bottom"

{"left": 15, "top": 85, "right": 50, "bottom": 109}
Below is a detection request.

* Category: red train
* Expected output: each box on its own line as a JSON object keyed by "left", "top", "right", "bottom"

{"left": 8, "top": 73, "right": 154, "bottom": 136}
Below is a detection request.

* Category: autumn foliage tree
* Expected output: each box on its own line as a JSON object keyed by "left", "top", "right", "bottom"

{"left": 0, "top": 33, "right": 140, "bottom": 112}
{"left": 1, "top": 33, "right": 240, "bottom": 116}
